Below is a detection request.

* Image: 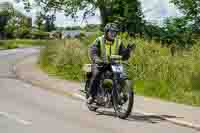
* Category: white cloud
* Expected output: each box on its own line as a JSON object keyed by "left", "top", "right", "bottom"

{"left": 55, "top": 10, "right": 101, "bottom": 27}
{"left": 140, "top": 0, "right": 181, "bottom": 24}
{"left": 1, "top": 0, "right": 180, "bottom": 26}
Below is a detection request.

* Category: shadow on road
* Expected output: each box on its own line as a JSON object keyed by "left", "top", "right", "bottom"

{"left": 96, "top": 110, "right": 183, "bottom": 124}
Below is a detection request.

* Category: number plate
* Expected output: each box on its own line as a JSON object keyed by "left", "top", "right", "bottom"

{"left": 111, "top": 65, "right": 123, "bottom": 73}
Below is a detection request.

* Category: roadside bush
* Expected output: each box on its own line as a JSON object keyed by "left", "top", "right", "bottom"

{"left": 4, "top": 42, "right": 19, "bottom": 49}
{"left": 31, "top": 31, "right": 49, "bottom": 39}
{"left": 39, "top": 39, "right": 89, "bottom": 81}
{"left": 0, "top": 41, "right": 4, "bottom": 46}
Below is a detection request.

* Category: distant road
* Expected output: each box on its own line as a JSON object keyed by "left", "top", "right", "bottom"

{"left": 62, "top": 30, "right": 94, "bottom": 38}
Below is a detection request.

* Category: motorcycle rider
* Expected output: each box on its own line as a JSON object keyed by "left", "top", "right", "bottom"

{"left": 88, "top": 23, "right": 135, "bottom": 104}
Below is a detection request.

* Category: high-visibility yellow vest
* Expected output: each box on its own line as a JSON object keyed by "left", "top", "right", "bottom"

{"left": 98, "top": 35, "right": 121, "bottom": 62}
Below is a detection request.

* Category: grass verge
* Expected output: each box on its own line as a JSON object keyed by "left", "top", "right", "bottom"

{"left": 0, "top": 39, "right": 50, "bottom": 50}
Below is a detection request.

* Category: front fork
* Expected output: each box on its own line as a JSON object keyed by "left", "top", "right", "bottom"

{"left": 112, "top": 72, "right": 129, "bottom": 107}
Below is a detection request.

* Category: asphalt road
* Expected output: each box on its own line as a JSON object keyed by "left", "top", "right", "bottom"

{"left": 0, "top": 48, "right": 198, "bottom": 133}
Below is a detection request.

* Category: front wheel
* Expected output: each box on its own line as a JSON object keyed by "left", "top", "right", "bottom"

{"left": 112, "top": 80, "right": 134, "bottom": 119}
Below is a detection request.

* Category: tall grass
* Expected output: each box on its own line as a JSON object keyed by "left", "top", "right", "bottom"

{"left": 39, "top": 39, "right": 89, "bottom": 81}
{"left": 39, "top": 35, "right": 200, "bottom": 106}
{"left": 127, "top": 38, "right": 200, "bottom": 106}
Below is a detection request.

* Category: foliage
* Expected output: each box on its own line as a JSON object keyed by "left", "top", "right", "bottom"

{"left": 143, "top": 22, "right": 164, "bottom": 41}
{"left": 162, "top": 17, "right": 194, "bottom": 47}
{"left": 0, "top": 39, "right": 49, "bottom": 49}
{"left": 39, "top": 35, "right": 200, "bottom": 106}
{"left": 0, "top": 2, "right": 32, "bottom": 39}
{"left": 0, "top": 2, "right": 13, "bottom": 33}
{"left": 0, "top": 11, "right": 10, "bottom": 32}
{"left": 5, "top": 16, "right": 32, "bottom": 38}
{"left": 127, "top": 38, "right": 200, "bottom": 106}
{"left": 171, "top": 0, "right": 200, "bottom": 34}
{"left": 31, "top": 31, "right": 49, "bottom": 39}
{"left": 39, "top": 39, "right": 89, "bottom": 81}
{"left": 34, "top": 12, "right": 56, "bottom": 32}
{"left": 82, "top": 24, "right": 101, "bottom": 32}
{"left": 19, "top": 0, "right": 144, "bottom": 29}
{"left": 171, "top": 0, "right": 200, "bottom": 18}
{"left": 43, "top": 14, "right": 56, "bottom": 32}
{"left": 143, "top": 17, "right": 195, "bottom": 48}
{"left": 35, "top": 12, "right": 44, "bottom": 31}
{"left": 110, "top": 0, "right": 144, "bottom": 34}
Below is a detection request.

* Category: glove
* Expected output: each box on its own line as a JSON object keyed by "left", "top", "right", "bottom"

{"left": 127, "top": 43, "right": 136, "bottom": 51}
{"left": 94, "top": 57, "right": 103, "bottom": 64}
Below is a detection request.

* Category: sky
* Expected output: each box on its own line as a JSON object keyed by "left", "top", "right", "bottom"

{"left": 0, "top": 0, "right": 181, "bottom": 27}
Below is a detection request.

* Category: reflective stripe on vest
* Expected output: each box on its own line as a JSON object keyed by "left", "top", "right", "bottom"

{"left": 99, "top": 36, "right": 120, "bottom": 62}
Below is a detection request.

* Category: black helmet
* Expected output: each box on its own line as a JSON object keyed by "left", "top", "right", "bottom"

{"left": 104, "top": 23, "right": 119, "bottom": 32}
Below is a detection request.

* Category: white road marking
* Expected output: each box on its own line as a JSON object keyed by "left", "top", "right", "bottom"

{"left": 0, "top": 112, "right": 32, "bottom": 125}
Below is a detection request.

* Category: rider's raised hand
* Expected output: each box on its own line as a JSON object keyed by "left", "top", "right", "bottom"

{"left": 127, "top": 43, "right": 136, "bottom": 51}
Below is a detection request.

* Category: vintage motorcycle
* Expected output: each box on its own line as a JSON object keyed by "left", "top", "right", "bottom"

{"left": 82, "top": 55, "right": 134, "bottom": 119}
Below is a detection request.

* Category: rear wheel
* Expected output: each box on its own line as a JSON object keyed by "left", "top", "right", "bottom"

{"left": 112, "top": 80, "right": 134, "bottom": 119}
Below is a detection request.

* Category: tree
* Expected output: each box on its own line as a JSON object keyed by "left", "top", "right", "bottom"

{"left": 34, "top": 11, "right": 56, "bottom": 32}
{"left": 161, "top": 17, "right": 193, "bottom": 47}
{"left": 4, "top": 4, "right": 32, "bottom": 38}
{"left": 19, "top": 0, "right": 144, "bottom": 30}
{"left": 143, "top": 22, "right": 164, "bottom": 41}
{"left": 18, "top": 16, "right": 32, "bottom": 38}
{"left": 0, "top": 11, "right": 11, "bottom": 36}
{"left": 123, "top": 0, "right": 144, "bottom": 34}
{"left": 5, "top": 15, "right": 32, "bottom": 38}
{"left": 44, "top": 14, "right": 56, "bottom": 32}
{"left": 83, "top": 24, "right": 101, "bottom": 31}
{"left": 35, "top": 12, "right": 44, "bottom": 31}
{"left": 0, "top": 2, "right": 13, "bottom": 38}
{"left": 108, "top": 0, "right": 144, "bottom": 34}
{"left": 171, "top": 0, "right": 200, "bottom": 34}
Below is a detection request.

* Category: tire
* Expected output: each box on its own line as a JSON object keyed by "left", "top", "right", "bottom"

{"left": 112, "top": 80, "right": 134, "bottom": 119}
{"left": 87, "top": 104, "right": 98, "bottom": 112}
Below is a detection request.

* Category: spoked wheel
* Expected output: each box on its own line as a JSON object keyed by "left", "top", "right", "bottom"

{"left": 112, "top": 80, "right": 134, "bottom": 119}
{"left": 85, "top": 80, "right": 98, "bottom": 112}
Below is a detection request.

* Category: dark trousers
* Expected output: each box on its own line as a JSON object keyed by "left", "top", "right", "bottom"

{"left": 89, "top": 64, "right": 101, "bottom": 97}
